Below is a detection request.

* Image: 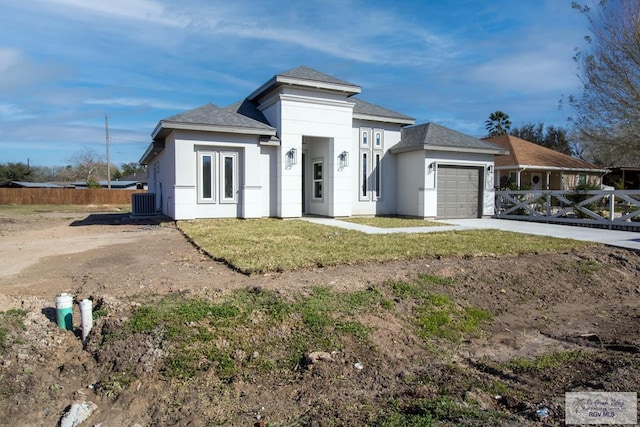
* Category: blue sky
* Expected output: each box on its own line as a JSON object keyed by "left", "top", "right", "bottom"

{"left": 1, "top": 0, "right": 590, "bottom": 168}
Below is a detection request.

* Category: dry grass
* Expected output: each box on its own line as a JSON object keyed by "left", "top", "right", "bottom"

{"left": 178, "top": 219, "right": 594, "bottom": 274}
{"left": 340, "top": 216, "right": 447, "bottom": 228}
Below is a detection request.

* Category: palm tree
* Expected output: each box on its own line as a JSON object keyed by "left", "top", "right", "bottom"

{"left": 485, "top": 111, "right": 512, "bottom": 137}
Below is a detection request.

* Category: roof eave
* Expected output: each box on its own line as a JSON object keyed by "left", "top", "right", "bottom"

{"left": 391, "top": 144, "right": 508, "bottom": 155}
{"left": 139, "top": 140, "right": 165, "bottom": 165}
{"left": 353, "top": 113, "right": 415, "bottom": 125}
{"left": 495, "top": 165, "right": 609, "bottom": 173}
{"left": 156, "top": 121, "right": 276, "bottom": 136}
{"left": 248, "top": 75, "right": 362, "bottom": 101}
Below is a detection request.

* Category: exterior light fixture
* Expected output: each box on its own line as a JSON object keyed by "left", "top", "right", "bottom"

{"left": 428, "top": 162, "right": 435, "bottom": 174}
{"left": 487, "top": 165, "right": 493, "bottom": 173}
{"left": 339, "top": 151, "right": 349, "bottom": 169}
{"left": 286, "top": 148, "right": 297, "bottom": 169}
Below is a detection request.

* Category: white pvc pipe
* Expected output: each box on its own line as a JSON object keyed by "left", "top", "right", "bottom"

{"left": 79, "top": 299, "right": 93, "bottom": 344}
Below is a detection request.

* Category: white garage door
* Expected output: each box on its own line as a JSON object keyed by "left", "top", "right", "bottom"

{"left": 437, "top": 166, "right": 481, "bottom": 219}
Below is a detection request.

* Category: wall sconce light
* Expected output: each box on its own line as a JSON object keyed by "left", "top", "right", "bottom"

{"left": 339, "top": 151, "right": 349, "bottom": 169}
{"left": 428, "top": 162, "right": 435, "bottom": 174}
{"left": 487, "top": 165, "right": 493, "bottom": 173}
{"left": 286, "top": 148, "right": 297, "bottom": 169}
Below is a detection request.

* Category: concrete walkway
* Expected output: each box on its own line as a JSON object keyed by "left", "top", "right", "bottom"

{"left": 302, "top": 217, "right": 640, "bottom": 251}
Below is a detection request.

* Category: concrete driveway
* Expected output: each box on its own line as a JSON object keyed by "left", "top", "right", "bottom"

{"left": 303, "top": 217, "right": 640, "bottom": 251}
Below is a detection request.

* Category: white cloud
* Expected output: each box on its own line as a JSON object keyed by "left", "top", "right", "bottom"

{"left": 0, "top": 48, "right": 22, "bottom": 73}
{"left": 0, "top": 103, "right": 36, "bottom": 121}
{"left": 184, "top": 2, "right": 458, "bottom": 66}
{"left": 40, "top": 0, "right": 188, "bottom": 27}
{"left": 470, "top": 53, "right": 577, "bottom": 93}
{"left": 85, "top": 97, "right": 192, "bottom": 111}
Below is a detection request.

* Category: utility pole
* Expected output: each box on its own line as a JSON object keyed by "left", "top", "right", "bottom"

{"left": 105, "top": 114, "right": 111, "bottom": 189}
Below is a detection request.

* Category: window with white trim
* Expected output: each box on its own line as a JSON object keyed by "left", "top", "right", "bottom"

{"left": 374, "top": 152, "right": 382, "bottom": 199}
{"left": 360, "top": 150, "right": 369, "bottom": 200}
{"left": 374, "top": 129, "right": 383, "bottom": 149}
{"left": 197, "top": 150, "right": 239, "bottom": 204}
{"left": 360, "top": 127, "right": 371, "bottom": 148}
{"left": 313, "top": 160, "right": 323, "bottom": 199}
{"left": 198, "top": 152, "right": 216, "bottom": 203}
{"left": 359, "top": 128, "right": 384, "bottom": 201}
{"left": 220, "top": 152, "right": 238, "bottom": 203}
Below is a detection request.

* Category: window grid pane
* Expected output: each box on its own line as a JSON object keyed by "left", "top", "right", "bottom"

{"left": 224, "top": 156, "right": 233, "bottom": 199}
{"left": 202, "top": 155, "right": 212, "bottom": 199}
{"left": 361, "top": 152, "right": 368, "bottom": 197}
{"left": 375, "top": 153, "right": 381, "bottom": 197}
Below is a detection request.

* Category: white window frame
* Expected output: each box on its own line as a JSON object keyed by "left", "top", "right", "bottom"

{"left": 373, "top": 152, "right": 382, "bottom": 200}
{"left": 360, "top": 127, "right": 371, "bottom": 148}
{"left": 220, "top": 151, "right": 238, "bottom": 203}
{"left": 359, "top": 150, "right": 370, "bottom": 201}
{"left": 312, "top": 159, "right": 323, "bottom": 200}
{"left": 374, "top": 129, "right": 383, "bottom": 149}
{"left": 198, "top": 152, "right": 216, "bottom": 204}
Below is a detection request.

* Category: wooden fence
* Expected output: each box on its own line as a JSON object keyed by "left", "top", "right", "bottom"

{"left": 495, "top": 189, "right": 640, "bottom": 230}
{"left": 0, "top": 188, "right": 146, "bottom": 205}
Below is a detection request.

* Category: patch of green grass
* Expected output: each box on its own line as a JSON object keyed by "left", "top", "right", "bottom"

{"left": 341, "top": 217, "right": 447, "bottom": 228}
{"left": 99, "top": 372, "right": 134, "bottom": 400}
{"left": 507, "top": 350, "right": 585, "bottom": 373}
{"left": 178, "top": 219, "right": 593, "bottom": 274}
{"left": 390, "top": 281, "right": 424, "bottom": 300}
{"left": 416, "top": 274, "right": 455, "bottom": 287}
{"left": 116, "top": 286, "right": 387, "bottom": 380}
{"left": 415, "top": 294, "right": 492, "bottom": 343}
{"left": 0, "top": 309, "right": 27, "bottom": 353}
{"left": 377, "top": 396, "right": 510, "bottom": 426}
{"left": 576, "top": 259, "right": 601, "bottom": 275}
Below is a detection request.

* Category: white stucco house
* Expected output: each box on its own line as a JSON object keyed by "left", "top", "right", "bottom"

{"left": 140, "top": 66, "right": 507, "bottom": 220}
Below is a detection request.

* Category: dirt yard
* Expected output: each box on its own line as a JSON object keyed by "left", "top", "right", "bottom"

{"left": 0, "top": 210, "right": 638, "bottom": 426}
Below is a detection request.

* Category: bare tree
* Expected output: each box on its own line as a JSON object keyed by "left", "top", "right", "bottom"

{"left": 568, "top": 0, "right": 640, "bottom": 166}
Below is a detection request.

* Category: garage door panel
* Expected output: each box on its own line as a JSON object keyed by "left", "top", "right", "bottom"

{"left": 437, "top": 166, "right": 481, "bottom": 219}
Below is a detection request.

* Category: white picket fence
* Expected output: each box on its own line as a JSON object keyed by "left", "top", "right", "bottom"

{"left": 495, "top": 189, "right": 640, "bottom": 230}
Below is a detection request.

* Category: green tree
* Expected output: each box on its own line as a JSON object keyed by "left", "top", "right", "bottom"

{"left": 485, "top": 111, "right": 512, "bottom": 137}
{"left": 120, "top": 162, "right": 145, "bottom": 177}
{"left": 0, "top": 162, "right": 32, "bottom": 185}
{"left": 567, "top": 0, "right": 640, "bottom": 166}
{"left": 511, "top": 122, "right": 573, "bottom": 155}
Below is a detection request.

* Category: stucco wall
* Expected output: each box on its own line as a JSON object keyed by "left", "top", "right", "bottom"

{"left": 350, "top": 120, "right": 403, "bottom": 216}
{"left": 274, "top": 88, "right": 355, "bottom": 218}
{"left": 396, "top": 150, "right": 495, "bottom": 218}
{"left": 168, "top": 130, "right": 264, "bottom": 220}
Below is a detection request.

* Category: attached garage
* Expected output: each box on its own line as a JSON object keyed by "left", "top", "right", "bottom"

{"left": 437, "top": 165, "right": 481, "bottom": 219}
{"left": 391, "top": 122, "right": 508, "bottom": 219}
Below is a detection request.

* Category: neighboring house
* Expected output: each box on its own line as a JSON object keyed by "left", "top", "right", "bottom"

{"left": 602, "top": 167, "right": 640, "bottom": 190}
{"left": 487, "top": 134, "right": 608, "bottom": 190}
{"left": 118, "top": 171, "right": 148, "bottom": 190}
{"left": 1, "top": 181, "right": 64, "bottom": 188}
{"left": 72, "top": 181, "right": 140, "bottom": 190}
{"left": 140, "top": 66, "right": 507, "bottom": 220}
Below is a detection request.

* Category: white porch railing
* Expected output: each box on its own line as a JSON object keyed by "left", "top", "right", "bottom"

{"left": 495, "top": 189, "right": 640, "bottom": 230}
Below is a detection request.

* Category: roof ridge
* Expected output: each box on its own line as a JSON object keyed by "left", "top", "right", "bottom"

{"left": 504, "top": 135, "right": 520, "bottom": 166}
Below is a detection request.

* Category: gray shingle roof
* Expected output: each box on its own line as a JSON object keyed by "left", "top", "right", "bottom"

{"left": 352, "top": 98, "right": 415, "bottom": 123}
{"left": 225, "top": 99, "right": 272, "bottom": 126}
{"left": 392, "top": 122, "right": 508, "bottom": 154}
{"left": 162, "top": 103, "right": 274, "bottom": 131}
{"left": 279, "top": 66, "right": 360, "bottom": 88}
{"left": 248, "top": 66, "right": 361, "bottom": 101}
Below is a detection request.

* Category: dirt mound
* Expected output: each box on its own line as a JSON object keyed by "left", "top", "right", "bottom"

{"left": 0, "top": 211, "right": 638, "bottom": 425}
